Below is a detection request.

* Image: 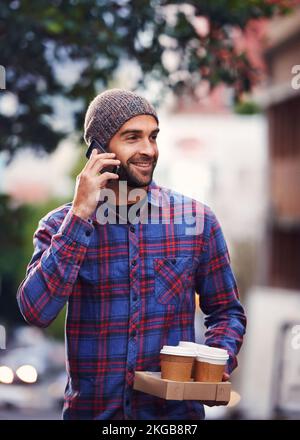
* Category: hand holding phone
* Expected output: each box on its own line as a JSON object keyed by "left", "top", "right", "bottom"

{"left": 86, "top": 139, "right": 120, "bottom": 176}
{"left": 71, "top": 144, "right": 120, "bottom": 221}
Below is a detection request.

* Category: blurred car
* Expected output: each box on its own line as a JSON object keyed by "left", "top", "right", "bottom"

{"left": 0, "top": 326, "right": 66, "bottom": 411}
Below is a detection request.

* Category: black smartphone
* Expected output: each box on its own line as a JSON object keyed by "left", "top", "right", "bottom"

{"left": 86, "top": 138, "right": 120, "bottom": 175}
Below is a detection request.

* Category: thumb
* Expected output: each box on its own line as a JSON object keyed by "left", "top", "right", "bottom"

{"left": 222, "top": 372, "right": 230, "bottom": 382}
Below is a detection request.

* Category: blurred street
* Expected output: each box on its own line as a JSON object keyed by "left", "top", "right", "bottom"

{"left": 0, "top": 408, "right": 61, "bottom": 420}
{"left": 0, "top": 327, "right": 66, "bottom": 420}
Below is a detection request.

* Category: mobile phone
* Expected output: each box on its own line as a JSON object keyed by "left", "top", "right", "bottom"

{"left": 86, "top": 138, "right": 120, "bottom": 175}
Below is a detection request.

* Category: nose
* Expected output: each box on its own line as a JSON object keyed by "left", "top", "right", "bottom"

{"left": 139, "top": 139, "right": 157, "bottom": 158}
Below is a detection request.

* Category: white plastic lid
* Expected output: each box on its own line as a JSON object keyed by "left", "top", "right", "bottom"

{"left": 178, "top": 342, "right": 228, "bottom": 358}
{"left": 196, "top": 354, "right": 228, "bottom": 365}
{"left": 197, "top": 345, "right": 228, "bottom": 358}
{"left": 160, "top": 345, "right": 196, "bottom": 357}
{"left": 178, "top": 341, "right": 198, "bottom": 354}
{"left": 179, "top": 341, "right": 198, "bottom": 347}
{"left": 196, "top": 346, "right": 229, "bottom": 364}
{"left": 178, "top": 341, "right": 200, "bottom": 349}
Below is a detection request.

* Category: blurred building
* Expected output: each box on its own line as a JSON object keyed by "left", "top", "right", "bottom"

{"left": 258, "top": 7, "right": 300, "bottom": 290}
{"left": 240, "top": 8, "right": 300, "bottom": 420}
{"left": 158, "top": 9, "right": 300, "bottom": 420}
{"left": 157, "top": 110, "right": 267, "bottom": 248}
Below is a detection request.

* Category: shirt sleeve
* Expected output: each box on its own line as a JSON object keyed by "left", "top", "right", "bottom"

{"left": 17, "top": 208, "right": 94, "bottom": 328}
{"left": 195, "top": 206, "right": 247, "bottom": 374}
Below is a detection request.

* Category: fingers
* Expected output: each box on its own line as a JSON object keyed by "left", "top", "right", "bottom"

{"left": 90, "top": 157, "right": 121, "bottom": 175}
{"left": 201, "top": 400, "right": 228, "bottom": 407}
{"left": 98, "top": 171, "right": 119, "bottom": 187}
{"left": 84, "top": 148, "right": 117, "bottom": 173}
{"left": 201, "top": 401, "right": 214, "bottom": 407}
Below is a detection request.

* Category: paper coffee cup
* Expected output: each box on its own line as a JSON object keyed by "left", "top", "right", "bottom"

{"left": 160, "top": 345, "right": 195, "bottom": 381}
{"left": 178, "top": 341, "right": 227, "bottom": 379}
{"left": 178, "top": 341, "right": 201, "bottom": 378}
{"left": 194, "top": 346, "right": 229, "bottom": 382}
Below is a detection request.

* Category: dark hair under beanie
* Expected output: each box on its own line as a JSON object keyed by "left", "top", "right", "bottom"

{"left": 84, "top": 88, "right": 159, "bottom": 148}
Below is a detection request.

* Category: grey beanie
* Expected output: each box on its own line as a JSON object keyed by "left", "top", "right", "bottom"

{"left": 84, "top": 88, "right": 159, "bottom": 148}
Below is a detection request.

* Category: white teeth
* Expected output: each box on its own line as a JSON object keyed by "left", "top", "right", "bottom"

{"left": 132, "top": 163, "right": 151, "bottom": 167}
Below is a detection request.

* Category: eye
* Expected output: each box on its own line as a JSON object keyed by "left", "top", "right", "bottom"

{"left": 127, "top": 136, "right": 138, "bottom": 141}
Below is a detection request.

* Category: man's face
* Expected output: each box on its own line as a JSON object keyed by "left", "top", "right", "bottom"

{"left": 107, "top": 114, "right": 159, "bottom": 188}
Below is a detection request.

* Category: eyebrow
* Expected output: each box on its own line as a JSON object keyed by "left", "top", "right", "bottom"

{"left": 120, "top": 128, "right": 160, "bottom": 137}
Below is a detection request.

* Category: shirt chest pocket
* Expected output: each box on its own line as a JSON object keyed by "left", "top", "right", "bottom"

{"left": 154, "top": 256, "right": 193, "bottom": 306}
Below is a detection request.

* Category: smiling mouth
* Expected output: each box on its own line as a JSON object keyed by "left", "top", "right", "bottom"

{"left": 131, "top": 162, "right": 153, "bottom": 170}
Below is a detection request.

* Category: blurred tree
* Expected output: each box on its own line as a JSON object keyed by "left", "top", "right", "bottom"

{"left": 0, "top": 0, "right": 296, "bottom": 159}
{"left": 0, "top": 195, "right": 29, "bottom": 324}
{"left": 0, "top": 195, "right": 70, "bottom": 336}
{"left": 0, "top": 195, "right": 65, "bottom": 328}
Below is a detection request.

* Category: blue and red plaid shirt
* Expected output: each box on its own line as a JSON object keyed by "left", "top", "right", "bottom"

{"left": 17, "top": 180, "right": 246, "bottom": 420}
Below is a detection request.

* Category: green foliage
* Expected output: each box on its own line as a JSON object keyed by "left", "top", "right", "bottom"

{"left": 234, "top": 99, "right": 262, "bottom": 114}
{"left": 46, "top": 304, "right": 66, "bottom": 341}
{"left": 0, "top": 195, "right": 28, "bottom": 280}
{"left": 0, "top": 0, "right": 294, "bottom": 159}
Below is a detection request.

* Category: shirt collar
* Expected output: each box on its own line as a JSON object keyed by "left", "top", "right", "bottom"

{"left": 90, "top": 180, "right": 162, "bottom": 222}
{"left": 147, "top": 180, "right": 161, "bottom": 207}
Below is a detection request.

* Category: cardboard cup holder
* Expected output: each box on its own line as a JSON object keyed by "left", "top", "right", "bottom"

{"left": 133, "top": 371, "right": 231, "bottom": 404}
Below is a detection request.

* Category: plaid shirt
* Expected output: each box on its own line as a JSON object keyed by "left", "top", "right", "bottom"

{"left": 17, "top": 180, "right": 246, "bottom": 420}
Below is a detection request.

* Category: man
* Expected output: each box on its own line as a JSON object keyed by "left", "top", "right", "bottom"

{"left": 17, "top": 88, "right": 246, "bottom": 420}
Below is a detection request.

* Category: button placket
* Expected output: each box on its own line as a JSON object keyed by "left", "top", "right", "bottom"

{"left": 124, "top": 223, "right": 140, "bottom": 418}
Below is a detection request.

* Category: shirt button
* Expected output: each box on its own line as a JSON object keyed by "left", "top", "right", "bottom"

{"left": 133, "top": 295, "right": 138, "bottom": 302}
{"left": 131, "top": 260, "right": 137, "bottom": 267}
{"left": 171, "top": 258, "right": 176, "bottom": 264}
{"left": 128, "top": 366, "right": 134, "bottom": 373}
{"left": 130, "top": 225, "right": 135, "bottom": 233}
{"left": 131, "top": 330, "right": 136, "bottom": 338}
{"left": 85, "top": 230, "right": 91, "bottom": 237}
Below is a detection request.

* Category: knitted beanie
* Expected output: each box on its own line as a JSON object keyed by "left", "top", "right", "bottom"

{"left": 84, "top": 88, "right": 159, "bottom": 148}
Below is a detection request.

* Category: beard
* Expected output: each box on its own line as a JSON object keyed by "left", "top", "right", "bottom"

{"left": 117, "top": 160, "right": 157, "bottom": 188}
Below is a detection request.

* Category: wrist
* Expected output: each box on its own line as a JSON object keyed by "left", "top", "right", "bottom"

{"left": 71, "top": 206, "right": 91, "bottom": 221}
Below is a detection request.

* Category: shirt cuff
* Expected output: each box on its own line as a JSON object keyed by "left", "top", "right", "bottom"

{"left": 58, "top": 209, "right": 94, "bottom": 246}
